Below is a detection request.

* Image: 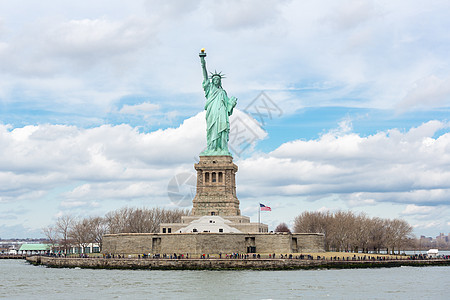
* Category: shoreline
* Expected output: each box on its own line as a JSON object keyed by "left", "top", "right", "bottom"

{"left": 26, "top": 256, "right": 450, "bottom": 270}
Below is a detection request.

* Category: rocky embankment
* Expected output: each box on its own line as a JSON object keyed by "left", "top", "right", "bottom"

{"left": 26, "top": 256, "right": 450, "bottom": 270}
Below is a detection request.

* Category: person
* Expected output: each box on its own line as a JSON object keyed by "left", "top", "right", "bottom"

{"left": 199, "top": 51, "right": 237, "bottom": 156}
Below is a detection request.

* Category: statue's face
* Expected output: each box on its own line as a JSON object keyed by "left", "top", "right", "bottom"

{"left": 212, "top": 76, "right": 221, "bottom": 86}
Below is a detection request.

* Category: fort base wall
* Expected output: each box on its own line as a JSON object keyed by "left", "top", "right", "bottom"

{"left": 102, "top": 232, "right": 325, "bottom": 255}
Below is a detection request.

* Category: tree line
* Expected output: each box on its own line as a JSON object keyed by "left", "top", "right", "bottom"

{"left": 44, "top": 207, "right": 415, "bottom": 255}
{"left": 293, "top": 211, "right": 414, "bottom": 254}
{"left": 43, "top": 207, "right": 190, "bottom": 253}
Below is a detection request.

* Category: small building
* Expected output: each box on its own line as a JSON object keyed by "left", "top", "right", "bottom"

{"left": 18, "top": 244, "right": 51, "bottom": 255}
{"left": 8, "top": 249, "right": 18, "bottom": 255}
{"left": 68, "top": 243, "right": 101, "bottom": 254}
{"left": 160, "top": 215, "right": 267, "bottom": 234}
{"left": 427, "top": 249, "right": 439, "bottom": 258}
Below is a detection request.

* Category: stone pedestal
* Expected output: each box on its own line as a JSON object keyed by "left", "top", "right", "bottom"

{"left": 192, "top": 155, "right": 241, "bottom": 216}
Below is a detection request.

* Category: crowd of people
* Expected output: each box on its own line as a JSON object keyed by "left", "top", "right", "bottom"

{"left": 97, "top": 252, "right": 450, "bottom": 260}
{"left": 37, "top": 251, "right": 450, "bottom": 261}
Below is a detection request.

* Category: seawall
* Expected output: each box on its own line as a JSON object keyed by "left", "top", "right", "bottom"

{"left": 26, "top": 256, "right": 450, "bottom": 270}
{"left": 0, "top": 255, "right": 27, "bottom": 259}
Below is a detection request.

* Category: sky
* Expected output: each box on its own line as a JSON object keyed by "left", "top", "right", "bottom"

{"left": 1, "top": 0, "right": 449, "bottom": 239}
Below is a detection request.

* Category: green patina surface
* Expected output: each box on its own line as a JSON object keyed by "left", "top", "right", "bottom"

{"left": 199, "top": 50, "right": 237, "bottom": 156}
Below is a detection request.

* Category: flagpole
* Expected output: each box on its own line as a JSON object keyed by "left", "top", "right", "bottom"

{"left": 258, "top": 203, "right": 260, "bottom": 230}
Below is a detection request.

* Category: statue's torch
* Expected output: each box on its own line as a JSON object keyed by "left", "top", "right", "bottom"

{"left": 199, "top": 48, "right": 206, "bottom": 58}
{"left": 199, "top": 48, "right": 207, "bottom": 78}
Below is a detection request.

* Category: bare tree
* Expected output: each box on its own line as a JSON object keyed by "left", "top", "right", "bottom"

{"left": 294, "top": 210, "right": 413, "bottom": 254}
{"left": 368, "top": 217, "right": 385, "bottom": 253}
{"left": 105, "top": 207, "right": 131, "bottom": 234}
{"left": 390, "top": 218, "right": 414, "bottom": 254}
{"left": 105, "top": 207, "right": 190, "bottom": 234}
{"left": 55, "top": 215, "right": 74, "bottom": 254}
{"left": 42, "top": 225, "right": 59, "bottom": 248}
{"left": 275, "top": 222, "right": 291, "bottom": 233}
{"left": 356, "top": 213, "right": 372, "bottom": 253}
{"left": 43, "top": 207, "right": 190, "bottom": 255}
{"left": 69, "top": 217, "right": 92, "bottom": 253}
{"left": 293, "top": 211, "right": 333, "bottom": 250}
{"left": 88, "top": 216, "right": 107, "bottom": 251}
{"left": 329, "top": 211, "right": 356, "bottom": 252}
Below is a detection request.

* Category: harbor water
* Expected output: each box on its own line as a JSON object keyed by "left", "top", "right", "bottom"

{"left": 1, "top": 259, "right": 449, "bottom": 299}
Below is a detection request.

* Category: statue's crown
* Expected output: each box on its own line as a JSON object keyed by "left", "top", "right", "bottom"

{"left": 210, "top": 70, "right": 225, "bottom": 79}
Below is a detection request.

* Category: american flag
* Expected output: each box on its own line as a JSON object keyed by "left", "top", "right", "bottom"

{"left": 260, "top": 203, "right": 271, "bottom": 211}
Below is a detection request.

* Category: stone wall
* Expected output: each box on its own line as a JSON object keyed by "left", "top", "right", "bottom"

{"left": 294, "top": 233, "right": 326, "bottom": 253}
{"left": 231, "top": 223, "right": 269, "bottom": 233}
{"left": 26, "top": 256, "right": 450, "bottom": 270}
{"left": 102, "top": 232, "right": 325, "bottom": 255}
{"left": 26, "top": 256, "right": 327, "bottom": 270}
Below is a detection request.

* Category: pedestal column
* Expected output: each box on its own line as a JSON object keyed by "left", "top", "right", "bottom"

{"left": 192, "top": 155, "right": 240, "bottom": 216}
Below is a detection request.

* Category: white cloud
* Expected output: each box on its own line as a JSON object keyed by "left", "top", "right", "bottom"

{"left": 238, "top": 121, "right": 450, "bottom": 206}
{"left": 401, "top": 204, "right": 436, "bottom": 216}
{"left": 416, "top": 221, "right": 441, "bottom": 229}
{"left": 229, "top": 109, "right": 268, "bottom": 156}
{"left": 0, "top": 115, "right": 202, "bottom": 206}
{"left": 45, "top": 17, "right": 156, "bottom": 62}
{"left": 206, "top": 0, "right": 287, "bottom": 31}
{"left": 0, "top": 41, "right": 8, "bottom": 55}
{"left": 0, "top": 224, "right": 42, "bottom": 239}
{"left": 327, "top": 118, "right": 354, "bottom": 136}
{"left": 317, "top": 206, "right": 331, "bottom": 213}
{"left": 1, "top": 1, "right": 450, "bottom": 237}
{"left": 0, "top": 0, "right": 449, "bottom": 129}
{"left": 398, "top": 75, "right": 450, "bottom": 110}
{"left": 325, "top": 0, "right": 382, "bottom": 31}
{"left": 144, "top": 0, "right": 201, "bottom": 20}
{"left": 118, "top": 102, "right": 160, "bottom": 115}
{"left": 60, "top": 201, "right": 90, "bottom": 208}
{"left": 0, "top": 109, "right": 267, "bottom": 208}
{"left": 1, "top": 116, "right": 450, "bottom": 236}
{"left": 0, "top": 16, "right": 156, "bottom": 78}
{"left": 347, "top": 194, "right": 376, "bottom": 207}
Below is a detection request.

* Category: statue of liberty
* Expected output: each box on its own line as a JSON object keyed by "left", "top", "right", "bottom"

{"left": 199, "top": 49, "right": 237, "bottom": 156}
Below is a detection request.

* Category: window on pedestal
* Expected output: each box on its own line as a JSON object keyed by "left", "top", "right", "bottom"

{"left": 212, "top": 172, "right": 216, "bottom": 182}
{"left": 218, "top": 172, "right": 223, "bottom": 183}
{"left": 205, "top": 172, "right": 209, "bottom": 183}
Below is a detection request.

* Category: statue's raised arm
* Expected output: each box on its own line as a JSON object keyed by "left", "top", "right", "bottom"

{"left": 199, "top": 48, "right": 208, "bottom": 82}
{"left": 198, "top": 49, "right": 237, "bottom": 157}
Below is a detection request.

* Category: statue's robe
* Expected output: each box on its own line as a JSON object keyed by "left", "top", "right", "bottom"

{"left": 202, "top": 79, "right": 236, "bottom": 155}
